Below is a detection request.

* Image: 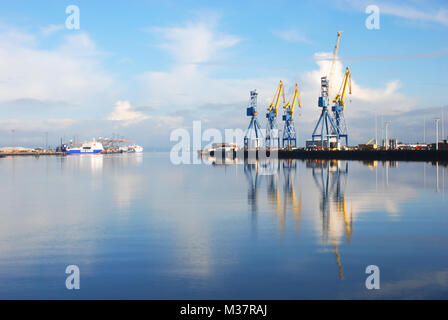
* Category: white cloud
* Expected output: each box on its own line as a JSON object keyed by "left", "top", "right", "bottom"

{"left": 107, "top": 100, "right": 150, "bottom": 126}
{"left": 40, "top": 24, "right": 65, "bottom": 36}
{"left": 0, "top": 27, "right": 118, "bottom": 113}
{"left": 150, "top": 19, "right": 240, "bottom": 65}
{"left": 0, "top": 118, "right": 75, "bottom": 131}
{"left": 298, "top": 52, "right": 418, "bottom": 125}
{"left": 140, "top": 17, "right": 281, "bottom": 111}
{"left": 106, "top": 100, "right": 183, "bottom": 128}
{"left": 346, "top": 0, "right": 448, "bottom": 26}
{"left": 380, "top": 3, "right": 448, "bottom": 26}
{"left": 272, "top": 29, "right": 310, "bottom": 43}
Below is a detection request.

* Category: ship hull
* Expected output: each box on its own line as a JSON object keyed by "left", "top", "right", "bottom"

{"left": 66, "top": 149, "right": 102, "bottom": 154}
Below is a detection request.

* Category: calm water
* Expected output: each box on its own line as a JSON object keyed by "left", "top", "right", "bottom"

{"left": 0, "top": 153, "right": 447, "bottom": 299}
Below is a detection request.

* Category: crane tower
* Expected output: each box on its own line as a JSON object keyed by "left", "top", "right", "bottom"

{"left": 282, "top": 83, "right": 302, "bottom": 149}
{"left": 244, "top": 90, "right": 263, "bottom": 150}
{"left": 331, "top": 67, "right": 352, "bottom": 146}
{"left": 265, "top": 81, "right": 285, "bottom": 149}
{"left": 311, "top": 77, "right": 340, "bottom": 148}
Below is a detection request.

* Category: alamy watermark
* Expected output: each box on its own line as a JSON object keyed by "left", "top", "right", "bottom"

{"left": 66, "top": 5, "right": 80, "bottom": 30}
{"left": 365, "top": 5, "right": 380, "bottom": 30}
{"left": 170, "top": 120, "right": 278, "bottom": 165}
{"left": 365, "top": 265, "right": 380, "bottom": 289}
{"left": 65, "top": 265, "right": 80, "bottom": 290}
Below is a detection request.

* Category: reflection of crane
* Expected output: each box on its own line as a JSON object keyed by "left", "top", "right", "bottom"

{"left": 309, "top": 160, "right": 352, "bottom": 279}
{"left": 328, "top": 31, "right": 343, "bottom": 99}
{"left": 331, "top": 67, "right": 351, "bottom": 146}
{"left": 366, "top": 160, "right": 378, "bottom": 171}
{"left": 266, "top": 81, "right": 286, "bottom": 149}
{"left": 282, "top": 83, "right": 302, "bottom": 149}
{"left": 331, "top": 162, "right": 352, "bottom": 242}
{"left": 244, "top": 161, "right": 262, "bottom": 237}
{"left": 244, "top": 90, "right": 263, "bottom": 150}
{"left": 332, "top": 245, "right": 344, "bottom": 280}
{"left": 267, "top": 168, "right": 284, "bottom": 234}
{"left": 244, "top": 161, "right": 262, "bottom": 214}
{"left": 265, "top": 159, "right": 303, "bottom": 235}
{"left": 282, "top": 160, "right": 302, "bottom": 231}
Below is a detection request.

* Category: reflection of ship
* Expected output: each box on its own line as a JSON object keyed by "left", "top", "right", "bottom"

{"left": 200, "top": 143, "right": 240, "bottom": 158}
{"left": 205, "top": 155, "right": 242, "bottom": 166}
{"left": 64, "top": 140, "right": 103, "bottom": 154}
{"left": 309, "top": 159, "right": 351, "bottom": 279}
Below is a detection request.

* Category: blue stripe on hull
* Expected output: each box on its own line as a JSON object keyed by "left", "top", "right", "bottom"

{"left": 66, "top": 149, "right": 102, "bottom": 154}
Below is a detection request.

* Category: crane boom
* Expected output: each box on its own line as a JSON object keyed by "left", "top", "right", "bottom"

{"left": 328, "top": 31, "right": 343, "bottom": 98}
{"left": 333, "top": 67, "right": 352, "bottom": 109}
{"left": 267, "top": 80, "right": 286, "bottom": 116}
{"left": 283, "top": 83, "right": 302, "bottom": 116}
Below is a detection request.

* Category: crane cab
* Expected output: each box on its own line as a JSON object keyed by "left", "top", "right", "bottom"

{"left": 283, "top": 112, "right": 293, "bottom": 121}
{"left": 266, "top": 110, "right": 276, "bottom": 119}
{"left": 246, "top": 107, "right": 257, "bottom": 117}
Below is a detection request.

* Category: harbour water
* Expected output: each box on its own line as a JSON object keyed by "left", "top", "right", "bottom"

{"left": 0, "top": 153, "right": 447, "bottom": 299}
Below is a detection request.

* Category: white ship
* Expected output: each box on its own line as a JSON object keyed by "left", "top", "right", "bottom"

{"left": 65, "top": 140, "right": 103, "bottom": 154}
{"left": 128, "top": 145, "right": 143, "bottom": 153}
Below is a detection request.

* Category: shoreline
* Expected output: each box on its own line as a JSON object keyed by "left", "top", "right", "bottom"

{"left": 204, "top": 149, "right": 448, "bottom": 162}
{"left": 277, "top": 149, "right": 448, "bottom": 162}
{"left": 0, "top": 151, "right": 127, "bottom": 157}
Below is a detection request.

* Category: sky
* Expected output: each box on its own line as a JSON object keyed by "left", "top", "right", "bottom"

{"left": 0, "top": 0, "right": 447, "bottom": 149}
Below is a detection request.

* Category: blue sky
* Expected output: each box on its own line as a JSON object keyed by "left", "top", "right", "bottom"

{"left": 0, "top": 0, "right": 447, "bottom": 148}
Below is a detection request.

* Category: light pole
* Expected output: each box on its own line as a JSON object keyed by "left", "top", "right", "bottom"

{"left": 11, "top": 129, "right": 15, "bottom": 148}
{"left": 384, "top": 121, "right": 391, "bottom": 150}
{"left": 375, "top": 114, "right": 378, "bottom": 146}
{"left": 442, "top": 108, "right": 445, "bottom": 142}
{"left": 435, "top": 118, "right": 440, "bottom": 151}
{"left": 424, "top": 115, "right": 426, "bottom": 144}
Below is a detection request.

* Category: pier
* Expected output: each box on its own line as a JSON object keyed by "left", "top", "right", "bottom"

{"left": 200, "top": 148, "right": 448, "bottom": 162}
{"left": 0, "top": 151, "right": 66, "bottom": 157}
{"left": 277, "top": 149, "right": 448, "bottom": 162}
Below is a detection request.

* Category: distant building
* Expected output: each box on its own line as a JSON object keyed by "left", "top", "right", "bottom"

{"left": 0, "top": 147, "right": 33, "bottom": 153}
{"left": 382, "top": 138, "right": 398, "bottom": 150}
{"left": 429, "top": 137, "right": 448, "bottom": 150}
{"left": 306, "top": 138, "right": 339, "bottom": 149}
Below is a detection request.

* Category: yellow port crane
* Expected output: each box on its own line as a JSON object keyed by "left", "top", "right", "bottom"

{"left": 330, "top": 66, "right": 351, "bottom": 146}
{"left": 283, "top": 83, "right": 302, "bottom": 116}
{"left": 333, "top": 67, "right": 352, "bottom": 110}
{"left": 266, "top": 80, "right": 286, "bottom": 148}
{"left": 328, "top": 30, "right": 344, "bottom": 98}
{"left": 359, "top": 138, "right": 378, "bottom": 151}
{"left": 282, "top": 83, "right": 302, "bottom": 148}
{"left": 267, "top": 80, "right": 286, "bottom": 117}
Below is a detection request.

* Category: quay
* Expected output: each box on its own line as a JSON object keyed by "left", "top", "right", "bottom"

{"left": 0, "top": 151, "right": 66, "bottom": 157}
{"left": 201, "top": 147, "right": 448, "bottom": 162}
{"left": 277, "top": 149, "right": 448, "bottom": 162}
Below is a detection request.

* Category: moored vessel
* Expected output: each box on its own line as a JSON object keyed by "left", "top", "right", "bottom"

{"left": 64, "top": 140, "right": 103, "bottom": 154}
{"left": 128, "top": 145, "right": 143, "bottom": 153}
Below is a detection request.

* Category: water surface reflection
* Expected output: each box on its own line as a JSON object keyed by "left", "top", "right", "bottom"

{"left": 0, "top": 154, "right": 447, "bottom": 299}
